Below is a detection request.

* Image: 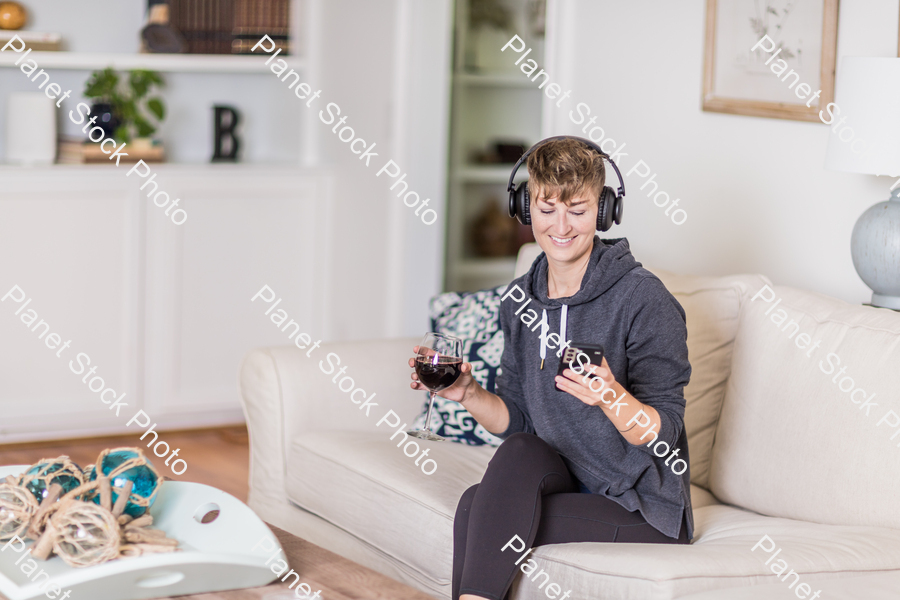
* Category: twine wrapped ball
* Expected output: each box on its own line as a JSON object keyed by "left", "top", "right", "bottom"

{"left": 18, "top": 457, "right": 84, "bottom": 504}
{"left": 0, "top": 483, "right": 38, "bottom": 542}
{"left": 50, "top": 500, "right": 121, "bottom": 568}
{"left": 89, "top": 448, "right": 160, "bottom": 518}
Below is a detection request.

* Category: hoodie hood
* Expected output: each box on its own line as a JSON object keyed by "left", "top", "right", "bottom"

{"left": 520, "top": 237, "right": 643, "bottom": 364}
{"left": 523, "top": 236, "right": 642, "bottom": 310}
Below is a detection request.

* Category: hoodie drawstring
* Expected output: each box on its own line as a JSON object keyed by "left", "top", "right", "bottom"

{"left": 539, "top": 305, "right": 568, "bottom": 368}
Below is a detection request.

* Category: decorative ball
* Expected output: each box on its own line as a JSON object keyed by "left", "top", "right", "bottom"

{"left": 91, "top": 449, "right": 160, "bottom": 517}
{"left": 0, "top": 483, "right": 39, "bottom": 542}
{"left": 0, "top": 2, "right": 26, "bottom": 30}
{"left": 18, "top": 457, "right": 85, "bottom": 504}
{"left": 51, "top": 500, "right": 121, "bottom": 567}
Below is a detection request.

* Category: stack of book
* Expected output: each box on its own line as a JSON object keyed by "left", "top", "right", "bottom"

{"left": 56, "top": 137, "right": 84, "bottom": 164}
{"left": 82, "top": 140, "right": 165, "bottom": 164}
{"left": 168, "top": 0, "right": 290, "bottom": 55}
{"left": 0, "top": 31, "right": 62, "bottom": 51}
{"left": 231, "top": 0, "right": 290, "bottom": 54}
{"left": 58, "top": 138, "right": 166, "bottom": 164}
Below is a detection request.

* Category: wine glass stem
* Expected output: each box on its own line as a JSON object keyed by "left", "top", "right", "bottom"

{"left": 423, "top": 391, "right": 436, "bottom": 433}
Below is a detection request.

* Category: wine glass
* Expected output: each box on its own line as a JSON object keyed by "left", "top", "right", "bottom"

{"left": 408, "top": 332, "right": 463, "bottom": 441}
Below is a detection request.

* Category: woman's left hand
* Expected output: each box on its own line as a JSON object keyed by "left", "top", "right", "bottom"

{"left": 554, "top": 356, "right": 619, "bottom": 407}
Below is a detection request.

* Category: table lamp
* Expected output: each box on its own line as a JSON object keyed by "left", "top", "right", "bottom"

{"left": 824, "top": 57, "right": 900, "bottom": 309}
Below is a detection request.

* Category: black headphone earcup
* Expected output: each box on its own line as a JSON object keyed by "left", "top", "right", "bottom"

{"left": 613, "top": 194, "right": 623, "bottom": 225}
{"left": 514, "top": 183, "right": 531, "bottom": 225}
{"left": 597, "top": 186, "right": 616, "bottom": 231}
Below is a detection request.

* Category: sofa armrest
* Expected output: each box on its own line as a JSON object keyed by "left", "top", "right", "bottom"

{"left": 238, "top": 337, "right": 423, "bottom": 519}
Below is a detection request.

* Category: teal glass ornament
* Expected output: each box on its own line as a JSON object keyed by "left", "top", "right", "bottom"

{"left": 90, "top": 449, "right": 160, "bottom": 517}
{"left": 18, "top": 457, "right": 84, "bottom": 504}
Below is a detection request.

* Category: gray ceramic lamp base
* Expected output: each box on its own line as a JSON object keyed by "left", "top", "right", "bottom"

{"left": 851, "top": 188, "right": 900, "bottom": 310}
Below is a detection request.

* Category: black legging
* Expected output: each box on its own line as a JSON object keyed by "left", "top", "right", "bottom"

{"left": 453, "top": 432, "right": 689, "bottom": 600}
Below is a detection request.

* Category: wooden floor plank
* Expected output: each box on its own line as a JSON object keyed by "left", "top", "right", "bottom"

{"left": 0, "top": 426, "right": 250, "bottom": 501}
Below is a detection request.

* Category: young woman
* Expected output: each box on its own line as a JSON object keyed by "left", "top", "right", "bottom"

{"left": 408, "top": 137, "right": 693, "bottom": 600}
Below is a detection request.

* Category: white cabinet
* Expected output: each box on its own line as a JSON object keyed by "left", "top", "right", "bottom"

{"left": 0, "top": 166, "right": 331, "bottom": 442}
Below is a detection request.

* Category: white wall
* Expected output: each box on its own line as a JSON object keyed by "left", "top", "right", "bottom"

{"left": 384, "top": 0, "right": 453, "bottom": 336}
{"left": 313, "top": 0, "right": 451, "bottom": 340}
{"left": 544, "top": 0, "right": 899, "bottom": 304}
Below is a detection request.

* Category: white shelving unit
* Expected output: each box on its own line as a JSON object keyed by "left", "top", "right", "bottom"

{"left": 0, "top": 0, "right": 309, "bottom": 166}
{"left": 444, "top": 0, "right": 547, "bottom": 292}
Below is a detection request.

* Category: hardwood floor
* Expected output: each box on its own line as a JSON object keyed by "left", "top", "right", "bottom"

{"left": 0, "top": 426, "right": 250, "bottom": 501}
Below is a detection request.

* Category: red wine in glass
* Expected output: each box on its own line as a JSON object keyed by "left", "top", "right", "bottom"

{"left": 408, "top": 332, "right": 463, "bottom": 441}
{"left": 415, "top": 356, "right": 463, "bottom": 392}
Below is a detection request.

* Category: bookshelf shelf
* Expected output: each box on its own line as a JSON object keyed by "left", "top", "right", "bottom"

{"left": 455, "top": 71, "right": 538, "bottom": 88}
{"left": 0, "top": 51, "right": 302, "bottom": 73}
{"left": 453, "top": 257, "right": 518, "bottom": 279}
{"left": 456, "top": 164, "right": 529, "bottom": 183}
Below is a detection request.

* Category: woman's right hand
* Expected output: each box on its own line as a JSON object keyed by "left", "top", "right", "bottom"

{"left": 409, "top": 345, "right": 476, "bottom": 404}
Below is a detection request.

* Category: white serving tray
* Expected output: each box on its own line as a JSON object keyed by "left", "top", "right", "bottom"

{"left": 0, "top": 465, "right": 283, "bottom": 600}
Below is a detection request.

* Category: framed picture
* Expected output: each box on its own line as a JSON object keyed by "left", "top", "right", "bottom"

{"left": 702, "top": 0, "right": 840, "bottom": 122}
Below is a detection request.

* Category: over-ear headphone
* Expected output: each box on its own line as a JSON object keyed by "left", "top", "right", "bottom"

{"left": 507, "top": 135, "right": 626, "bottom": 232}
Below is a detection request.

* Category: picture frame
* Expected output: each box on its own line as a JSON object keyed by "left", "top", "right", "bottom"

{"left": 702, "top": 0, "right": 840, "bottom": 122}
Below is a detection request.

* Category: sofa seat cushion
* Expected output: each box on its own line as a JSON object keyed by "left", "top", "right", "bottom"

{"left": 501, "top": 503, "right": 900, "bottom": 599}
{"left": 285, "top": 431, "right": 718, "bottom": 588}
{"left": 285, "top": 431, "right": 495, "bottom": 587}
{"left": 677, "top": 571, "right": 900, "bottom": 600}
{"left": 286, "top": 430, "right": 900, "bottom": 598}
{"left": 285, "top": 432, "right": 900, "bottom": 598}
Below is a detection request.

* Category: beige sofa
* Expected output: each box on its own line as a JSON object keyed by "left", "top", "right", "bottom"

{"left": 238, "top": 244, "right": 900, "bottom": 599}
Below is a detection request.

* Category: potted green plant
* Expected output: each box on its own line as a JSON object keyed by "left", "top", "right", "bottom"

{"left": 83, "top": 68, "right": 166, "bottom": 148}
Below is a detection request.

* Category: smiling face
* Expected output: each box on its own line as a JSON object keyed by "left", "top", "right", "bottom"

{"left": 531, "top": 193, "right": 599, "bottom": 264}
{"left": 523, "top": 137, "right": 606, "bottom": 274}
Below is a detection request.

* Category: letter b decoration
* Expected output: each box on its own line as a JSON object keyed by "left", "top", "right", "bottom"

{"left": 212, "top": 105, "right": 241, "bottom": 162}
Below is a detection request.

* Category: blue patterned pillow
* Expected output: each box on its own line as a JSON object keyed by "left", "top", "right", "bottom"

{"left": 411, "top": 285, "right": 507, "bottom": 446}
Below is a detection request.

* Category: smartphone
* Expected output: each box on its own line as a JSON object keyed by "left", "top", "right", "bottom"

{"left": 557, "top": 342, "right": 605, "bottom": 379}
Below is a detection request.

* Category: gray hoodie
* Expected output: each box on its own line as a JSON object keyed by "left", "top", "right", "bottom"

{"left": 496, "top": 236, "right": 693, "bottom": 540}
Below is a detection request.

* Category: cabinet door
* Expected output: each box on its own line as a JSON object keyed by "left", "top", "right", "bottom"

{"left": 0, "top": 168, "right": 330, "bottom": 442}
{"left": 142, "top": 169, "right": 329, "bottom": 428}
{"left": 0, "top": 170, "right": 142, "bottom": 442}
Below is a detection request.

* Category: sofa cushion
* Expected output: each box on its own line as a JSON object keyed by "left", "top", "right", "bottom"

{"left": 284, "top": 431, "right": 900, "bottom": 599}
{"left": 709, "top": 284, "right": 900, "bottom": 528}
{"left": 410, "top": 285, "right": 507, "bottom": 446}
{"left": 646, "top": 270, "right": 769, "bottom": 490}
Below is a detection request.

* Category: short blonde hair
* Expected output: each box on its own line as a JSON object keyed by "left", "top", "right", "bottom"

{"left": 526, "top": 138, "right": 605, "bottom": 206}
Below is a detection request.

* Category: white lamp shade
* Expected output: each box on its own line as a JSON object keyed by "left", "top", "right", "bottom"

{"left": 824, "top": 57, "right": 900, "bottom": 176}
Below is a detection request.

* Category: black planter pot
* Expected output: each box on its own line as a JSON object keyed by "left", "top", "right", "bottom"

{"left": 90, "top": 102, "right": 120, "bottom": 139}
